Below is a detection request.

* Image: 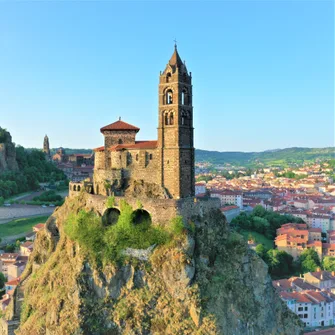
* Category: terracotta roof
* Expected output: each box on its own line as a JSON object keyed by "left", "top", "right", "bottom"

{"left": 109, "top": 141, "right": 157, "bottom": 151}
{"left": 0, "top": 253, "right": 19, "bottom": 260}
{"left": 290, "top": 277, "right": 317, "bottom": 291}
{"left": 33, "top": 223, "right": 45, "bottom": 230}
{"left": 308, "top": 228, "right": 322, "bottom": 233}
{"left": 94, "top": 141, "right": 158, "bottom": 152}
{"left": 94, "top": 146, "right": 104, "bottom": 152}
{"left": 5, "top": 278, "right": 20, "bottom": 286}
{"left": 272, "top": 279, "right": 291, "bottom": 291}
{"left": 100, "top": 120, "right": 140, "bottom": 133}
{"left": 21, "top": 241, "right": 33, "bottom": 248}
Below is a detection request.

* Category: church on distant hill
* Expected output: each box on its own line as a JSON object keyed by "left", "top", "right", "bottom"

{"left": 93, "top": 46, "right": 194, "bottom": 199}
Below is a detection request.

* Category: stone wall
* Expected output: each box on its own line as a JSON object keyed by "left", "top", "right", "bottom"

{"left": 77, "top": 193, "right": 220, "bottom": 225}
{"left": 92, "top": 169, "right": 123, "bottom": 196}
{"left": 94, "top": 152, "right": 105, "bottom": 170}
{"left": 103, "top": 130, "right": 137, "bottom": 147}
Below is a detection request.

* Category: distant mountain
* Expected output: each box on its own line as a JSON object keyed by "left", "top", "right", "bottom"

{"left": 195, "top": 147, "right": 335, "bottom": 167}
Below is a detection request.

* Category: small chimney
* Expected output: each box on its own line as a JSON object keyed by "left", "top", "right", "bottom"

{"left": 277, "top": 282, "right": 280, "bottom": 287}
{"left": 317, "top": 267, "right": 321, "bottom": 272}
{"left": 332, "top": 271, "right": 335, "bottom": 277}
{"left": 321, "top": 273, "right": 324, "bottom": 280}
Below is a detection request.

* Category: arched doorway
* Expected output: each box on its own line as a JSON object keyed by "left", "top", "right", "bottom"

{"left": 132, "top": 209, "right": 151, "bottom": 225}
{"left": 102, "top": 208, "right": 121, "bottom": 226}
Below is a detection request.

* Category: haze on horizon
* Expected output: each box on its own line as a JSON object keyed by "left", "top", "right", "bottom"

{"left": 0, "top": 1, "right": 333, "bottom": 152}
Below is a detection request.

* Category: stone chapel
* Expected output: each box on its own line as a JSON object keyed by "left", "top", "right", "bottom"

{"left": 93, "top": 46, "right": 195, "bottom": 199}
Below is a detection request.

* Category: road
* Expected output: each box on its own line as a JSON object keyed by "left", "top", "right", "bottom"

{"left": 0, "top": 189, "right": 68, "bottom": 224}
{"left": 0, "top": 204, "right": 54, "bottom": 224}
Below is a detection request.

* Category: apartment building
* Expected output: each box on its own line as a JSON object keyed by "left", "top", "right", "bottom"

{"left": 210, "top": 189, "right": 243, "bottom": 209}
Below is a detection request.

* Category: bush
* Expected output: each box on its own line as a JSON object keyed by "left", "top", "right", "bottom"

{"left": 33, "top": 190, "right": 62, "bottom": 202}
{"left": 64, "top": 201, "right": 171, "bottom": 265}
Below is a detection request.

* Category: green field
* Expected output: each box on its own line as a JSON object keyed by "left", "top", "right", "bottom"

{"left": 240, "top": 230, "right": 274, "bottom": 250}
{"left": 0, "top": 216, "right": 49, "bottom": 238}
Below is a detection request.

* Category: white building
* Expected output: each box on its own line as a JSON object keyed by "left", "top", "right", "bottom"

{"left": 210, "top": 189, "right": 243, "bottom": 209}
{"left": 280, "top": 290, "right": 335, "bottom": 328}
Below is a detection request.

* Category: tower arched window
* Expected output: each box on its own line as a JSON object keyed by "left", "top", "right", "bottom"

{"left": 136, "top": 154, "right": 139, "bottom": 161}
{"left": 182, "top": 88, "right": 189, "bottom": 105}
{"left": 166, "top": 90, "right": 173, "bottom": 105}
{"left": 166, "top": 73, "right": 171, "bottom": 83}
{"left": 181, "top": 111, "right": 188, "bottom": 126}
{"left": 169, "top": 112, "right": 174, "bottom": 125}
{"left": 118, "top": 139, "right": 123, "bottom": 144}
{"left": 165, "top": 113, "right": 169, "bottom": 125}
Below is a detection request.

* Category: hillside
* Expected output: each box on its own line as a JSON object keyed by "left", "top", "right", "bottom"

{"left": 1, "top": 193, "right": 303, "bottom": 335}
{"left": 0, "top": 127, "right": 66, "bottom": 200}
{"left": 195, "top": 147, "right": 335, "bottom": 167}
{"left": 0, "top": 127, "right": 18, "bottom": 172}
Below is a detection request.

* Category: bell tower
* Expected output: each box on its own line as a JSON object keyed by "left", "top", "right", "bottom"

{"left": 157, "top": 45, "right": 195, "bottom": 198}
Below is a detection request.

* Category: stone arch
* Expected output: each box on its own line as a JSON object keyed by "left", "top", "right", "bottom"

{"left": 73, "top": 185, "right": 77, "bottom": 191}
{"left": 165, "top": 89, "right": 173, "bottom": 105}
{"left": 77, "top": 185, "right": 81, "bottom": 192}
{"left": 169, "top": 112, "right": 174, "bottom": 125}
{"left": 132, "top": 209, "right": 151, "bottom": 225}
{"left": 165, "top": 112, "right": 169, "bottom": 125}
{"left": 182, "top": 87, "right": 189, "bottom": 105}
{"left": 102, "top": 208, "right": 121, "bottom": 226}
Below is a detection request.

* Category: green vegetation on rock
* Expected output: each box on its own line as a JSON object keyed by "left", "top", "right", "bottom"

{"left": 64, "top": 201, "right": 186, "bottom": 265}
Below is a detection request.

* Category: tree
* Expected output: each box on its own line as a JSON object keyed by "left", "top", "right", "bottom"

{"left": 252, "top": 205, "right": 267, "bottom": 218}
{"left": 4, "top": 244, "right": 15, "bottom": 253}
{"left": 231, "top": 212, "right": 252, "bottom": 231}
{"left": 0, "top": 272, "right": 6, "bottom": 299}
{"left": 322, "top": 257, "right": 335, "bottom": 271}
{"left": 255, "top": 244, "right": 268, "bottom": 260}
{"left": 297, "top": 249, "right": 321, "bottom": 273}
{"left": 266, "top": 249, "right": 294, "bottom": 278}
{"left": 0, "top": 196, "right": 4, "bottom": 206}
{"left": 252, "top": 216, "right": 269, "bottom": 235}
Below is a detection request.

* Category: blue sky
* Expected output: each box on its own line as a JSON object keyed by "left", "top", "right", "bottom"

{"left": 0, "top": 0, "right": 333, "bottom": 152}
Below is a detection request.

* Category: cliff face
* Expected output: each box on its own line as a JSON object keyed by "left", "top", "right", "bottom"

{"left": 7, "top": 194, "right": 303, "bottom": 335}
{"left": 0, "top": 127, "right": 18, "bottom": 172}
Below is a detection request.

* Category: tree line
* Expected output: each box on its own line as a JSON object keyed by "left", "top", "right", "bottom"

{"left": 0, "top": 146, "right": 66, "bottom": 199}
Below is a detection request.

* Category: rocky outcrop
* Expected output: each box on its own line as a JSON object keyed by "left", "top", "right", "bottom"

{"left": 0, "top": 127, "right": 18, "bottom": 172}
{"left": 124, "top": 179, "right": 170, "bottom": 199}
{"left": 4, "top": 195, "right": 303, "bottom": 335}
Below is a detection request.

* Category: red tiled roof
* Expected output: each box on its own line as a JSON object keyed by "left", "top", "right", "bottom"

{"left": 308, "top": 228, "right": 322, "bottom": 233}
{"left": 34, "top": 223, "right": 45, "bottom": 230}
{"left": 5, "top": 278, "right": 20, "bottom": 286}
{"left": 94, "top": 146, "right": 104, "bottom": 152}
{"left": 109, "top": 141, "right": 157, "bottom": 151}
{"left": 94, "top": 141, "right": 158, "bottom": 152}
{"left": 100, "top": 120, "right": 140, "bottom": 132}
{"left": 221, "top": 205, "right": 239, "bottom": 212}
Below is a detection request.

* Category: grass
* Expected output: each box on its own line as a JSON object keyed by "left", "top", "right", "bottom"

{"left": 64, "top": 202, "right": 186, "bottom": 266}
{"left": 0, "top": 216, "right": 49, "bottom": 238}
{"left": 240, "top": 230, "right": 274, "bottom": 250}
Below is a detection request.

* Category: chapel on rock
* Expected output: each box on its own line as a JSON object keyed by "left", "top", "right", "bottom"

{"left": 93, "top": 46, "right": 195, "bottom": 199}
